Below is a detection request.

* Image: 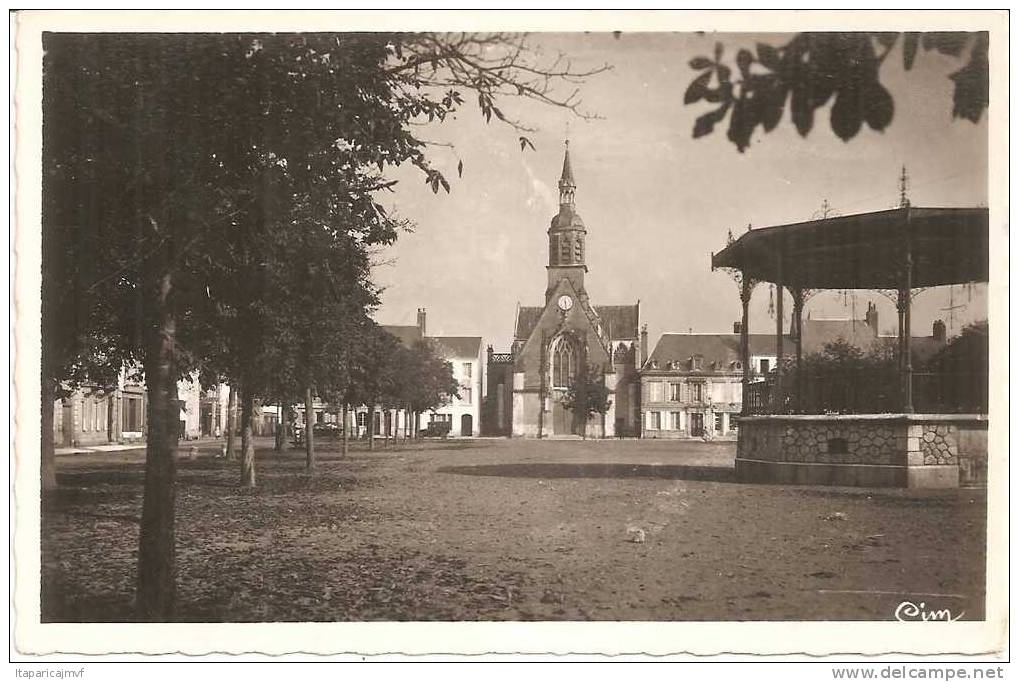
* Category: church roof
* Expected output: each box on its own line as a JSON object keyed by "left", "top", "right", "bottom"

{"left": 428, "top": 336, "right": 482, "bottom": 359}
{"left": 514, "top": 306, "right": 544, "bottom": 341}
{"left": 594, "top": 305, "right": 640, "bottom": 339}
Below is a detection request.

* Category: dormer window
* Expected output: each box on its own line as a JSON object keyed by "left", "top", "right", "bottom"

{"left": 650, "top": 359, "right": 659, "bottom": 369}
{"left": 690, "top": 355, "right": 704, "bottom": 372}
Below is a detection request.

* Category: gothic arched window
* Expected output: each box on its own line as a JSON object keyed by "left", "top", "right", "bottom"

{"left": 551, "top": 336, "right": 576, "bottom": 389}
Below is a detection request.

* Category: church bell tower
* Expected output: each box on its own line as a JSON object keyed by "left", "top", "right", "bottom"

{"left": 546, "top": 140, "right": 587, "bottom": 301}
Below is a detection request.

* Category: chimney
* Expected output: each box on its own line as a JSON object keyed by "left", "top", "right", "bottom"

{"left": 865, "top": 302, "right": 878, "bottom": 337}
{"left": 933, "top": 319, "right": 946, "bottom": 343}
{"left": 417, "top": 308, "right": 427, "bottom": 337}
{"left": 639, "top": 324, "right": 648, "bottom": 364}
{"left": 733, "top": 321, "right": 742, "bottom": 334}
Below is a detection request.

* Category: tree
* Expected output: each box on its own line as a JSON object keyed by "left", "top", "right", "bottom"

{"left": 926, "top": 320, "right": 988, "bottom": 373}
{"left": 922, "top": 320, "right": 988, "bottom": 412}
{"left": 398, "top": 340, "right": 460, "bottom": 441}
{"left": 345, "top": 324, "right": 401, "bottom": 452}
{"left": 40, "top": 48, "right": 140, "bottom": 490}
{"left": 782, "top": 339, "right": 899, "bottom": 414}
{"left": 684, "top": 32, "right": 989, "bottom": 152}
{"left": 43, "top": 31, "right": 606, "bottom": 621}
{"left": 561, "top": 363, "right": 613, "bottom": 439}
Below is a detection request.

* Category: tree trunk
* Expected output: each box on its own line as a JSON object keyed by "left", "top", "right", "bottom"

{"left": 240, "top": 388, "right": 256, "bottom": 488}
{"left": 341, "top": 403, "right": 349, "bottom": 457}
{"left": 282, "top": 404, "right": 292, "bottom": 449}
{"left": 41, "top": 378, "right": 58, "bottom": 493}
{"left": 107, "top": 394, "right": 115, "bottom": 443}
{"left": 136, "top": 271, "right": 179, "bottom": 622}
{"left": 368, "top": 405, "right": 376, "bottom": 451}
{"left": 274, "top": 402, "right": 284, "bottom": 453}
{"left": 225, "top": 384, "right": 236, "bottom": 460}
{"left": 304, "top": 387, "right": 315, "bottom": 471}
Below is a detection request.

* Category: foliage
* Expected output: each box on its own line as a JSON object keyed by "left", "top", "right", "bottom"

{"left": 685, "top": 32, "right": 989, "bottom": 152}
{"left": 396, "top": 340, "right": 461, "bottom": 416}
{"left": 789, "top": 339, "right": 896, "bottom": 374}
{"left": 560, "top": 363, "right": 612, "bottom": 437}
{"left": 43, "top": 29, "right": 609, "bottom": 412}
{"left": 924, "top": 320, "right": 988, "bottom": 374}
{"left": 42, "top": 31, "right": 607, "bottom": 619}
{"left": 344, "top": 323, "right": 402, "bottom": 410}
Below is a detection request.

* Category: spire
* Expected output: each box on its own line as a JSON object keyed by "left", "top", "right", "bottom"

{"left": 559, "top": 139, "right": 576, "bottom": 206}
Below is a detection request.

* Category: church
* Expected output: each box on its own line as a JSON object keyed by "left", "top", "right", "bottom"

{"left": 484, "top": 144, "right": 643, "bottom": 438}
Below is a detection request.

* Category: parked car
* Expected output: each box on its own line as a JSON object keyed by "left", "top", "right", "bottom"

{"left": 293, "top": 422, "right": 342, "bottom": 445}
{"left": 313, "top": 422, "right": 341, "bottom": 439}
{"left": 420, "top": 421, "right": 452, "bottom": 438}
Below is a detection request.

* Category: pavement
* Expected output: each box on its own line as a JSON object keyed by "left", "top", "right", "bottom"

{"left": 42, "top": 437, "right": 986, "bottom": 622}
{"left": 55, "top": 437, "right": 226, "bottom": 456}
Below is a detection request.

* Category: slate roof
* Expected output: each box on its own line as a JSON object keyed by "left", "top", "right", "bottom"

{"left": 514, "top": 303, "right": 640, "bottom": 342}
{"left": 514, "top": 307, "right": 544, "bottom": 341}
{"left": 594, "top": 305, "right": 640, "bottom": 339}
{"left": 646, "top": 333, "right": 792, "bottom": 371}
{"left": 647, "top": 328, "right": 946, "bottom": 373}
{"left": 800, "top": 317, "right": 878, "bottom": 355}
{"left": 711, "top": 206, "right": 989, "bottom": 289}
{"left": 428, "top": 336, "right": 483, "bottom": 360}
{"left": 382, "top": 325, "right": 423, "bottom": 348}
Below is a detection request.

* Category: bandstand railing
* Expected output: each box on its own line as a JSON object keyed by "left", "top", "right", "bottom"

{"left": 745, "top": 370, "right": 988, "bottom": 416}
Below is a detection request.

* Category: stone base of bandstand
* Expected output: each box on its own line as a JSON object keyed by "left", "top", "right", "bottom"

{"left": 735, "top": 414, "right": 988, "bottom": 489}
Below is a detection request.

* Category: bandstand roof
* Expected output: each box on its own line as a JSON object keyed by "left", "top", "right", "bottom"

{"left": 710, "top": 207, "right": 989, "bottom": 290}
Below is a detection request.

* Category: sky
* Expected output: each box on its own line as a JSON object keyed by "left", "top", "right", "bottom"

{"left": 373, "top": 32, "right": 988, "bottom": 352}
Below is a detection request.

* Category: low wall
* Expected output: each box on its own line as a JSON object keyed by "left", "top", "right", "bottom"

{"left": 735, "top": 414, "right": 987, "bottom": 488}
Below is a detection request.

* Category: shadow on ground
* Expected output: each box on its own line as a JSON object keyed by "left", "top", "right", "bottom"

{"left": 438, "top": 462, "right": 735, "bottom": 483}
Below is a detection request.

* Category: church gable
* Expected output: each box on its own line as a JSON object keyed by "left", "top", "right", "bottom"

{"left": 514, "top": 278, "right": 611, "bottom": 382}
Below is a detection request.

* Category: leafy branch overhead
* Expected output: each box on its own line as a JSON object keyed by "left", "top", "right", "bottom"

{"left": 684, "top": 32, "right": 989, "bottom": 152}
{"left": 387, "top": 33, "right": 610, "bottom": 192}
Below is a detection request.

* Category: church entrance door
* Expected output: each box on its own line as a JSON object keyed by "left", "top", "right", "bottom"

{"left": 551, "top": 392, "right": 574, "bottom": 436}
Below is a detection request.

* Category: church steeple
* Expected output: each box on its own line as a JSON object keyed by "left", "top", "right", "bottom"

{"left": 546, "top": 141, "right": 587, "bottom": 299}
{"left": 559, "top": 140, "right": 576, "bottom": 206}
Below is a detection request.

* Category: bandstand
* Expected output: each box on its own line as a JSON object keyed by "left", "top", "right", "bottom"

{"left": 711, "top": 206, "right": 989, "bottom": 488}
